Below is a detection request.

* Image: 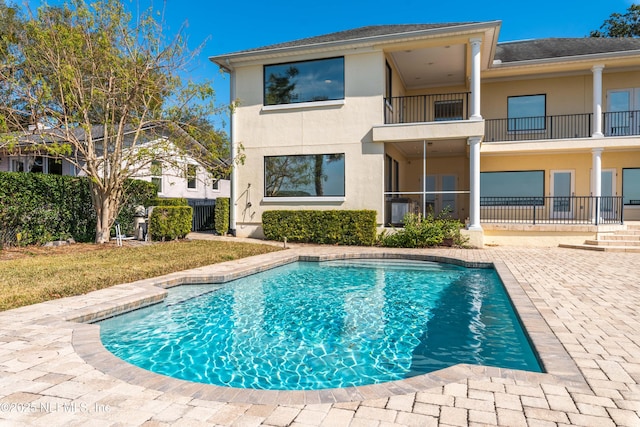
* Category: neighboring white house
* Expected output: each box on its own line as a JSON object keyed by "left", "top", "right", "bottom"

{"left": 0, "top": 125, "right": 230, "bottom": 203}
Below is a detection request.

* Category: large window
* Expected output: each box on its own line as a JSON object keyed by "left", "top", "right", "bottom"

{"left": 623, "top": 168, "right": 640, "bottom": 205}
{"left": 508, "top": 94, "right": 546, "bottom": 131}
{"left": 480, "top": 171, "right": 545, "bottom": 205}
{"left": 264, "top": 154, "right": 345, "bottom": 197}
{"left": 264, "top": 57, "right": 344, "bottom": 106}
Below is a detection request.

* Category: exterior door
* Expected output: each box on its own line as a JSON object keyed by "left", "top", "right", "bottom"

{"left": 607, "top": 89, "right": 640, "bottom": 136}
{"left": 551, "top": 170, "right": 574, "bottom": 219}
{"left": 425, "top": 174, "right": 458, "bottom": 218}
{"left": 600, "top": 169, "right": 616, "bottom": 218}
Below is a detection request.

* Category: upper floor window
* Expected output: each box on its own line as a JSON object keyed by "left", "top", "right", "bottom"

{"left": 150, "top": 161, "right": 163, "bottom": 193}
{"left": 385, "top": 61, "right": 392, "bottom": 101}
{"left": 434, "top": 100, "right": 464, "bottom": 121}
{"left": 508, "top": 94, "right": 546, "bottom": 131}
{"left": 186, "top": 164, "right": 197, "bottom": 190}
{"left": 264, "top": 57, "right": 344, "bottom": 106}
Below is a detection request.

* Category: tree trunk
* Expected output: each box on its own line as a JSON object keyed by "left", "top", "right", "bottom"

{"left": 91, "top": 183, "right": 117, "bottom": 244}
{"left": 94, "top": 194, "right": 112, "bottom": 244}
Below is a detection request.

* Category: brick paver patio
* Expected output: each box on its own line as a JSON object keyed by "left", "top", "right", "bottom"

{"left": 0, "top": 244, "right": 638, "bottom": 426}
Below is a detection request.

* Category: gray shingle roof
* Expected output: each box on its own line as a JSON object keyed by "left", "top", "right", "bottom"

{"left": 496, "top": 38, "right": 640, "bottom": 63}
{"left": 235, "top": 23, "right": 478, "bottom": 54}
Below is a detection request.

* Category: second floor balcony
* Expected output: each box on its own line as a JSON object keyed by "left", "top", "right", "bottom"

{"left": 383, "top": 94, "right": 640, "bottom": 141}
{"left": 485, "top": 111, "right": 640, "bottom": 142}
{"left": 385, "top": 93, "right": 470, "bottom": 124}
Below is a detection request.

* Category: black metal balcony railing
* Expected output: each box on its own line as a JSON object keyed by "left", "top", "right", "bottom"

{"left": 384, "top": 93, "right": 470, "bottom": 124}
{"left": 480, "top": 196, "right": 623, "bottom": 225}
{"left": 603, "top": 110, "right": 640, "bottom": 136}
{"left": 485, "top": 111, "right": 640, "bottom": 142}
{"left": 484, "top": 114, "right": 593, "bottom": 142}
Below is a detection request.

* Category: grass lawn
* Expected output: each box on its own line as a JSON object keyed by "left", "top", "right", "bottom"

{"left": 0, "top": 240, "right": 281, "bottom": 311}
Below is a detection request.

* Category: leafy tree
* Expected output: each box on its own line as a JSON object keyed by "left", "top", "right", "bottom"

{"left": 590, "top": 4, "right": 640, "bottom": 37}
{"left": 0, "top": 0, "right": 232, "bottom": 243}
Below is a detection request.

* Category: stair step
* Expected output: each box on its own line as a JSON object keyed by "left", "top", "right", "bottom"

{"left": 615, "top": 229, "right": 640, "bottom": 236}
{"left": 584, "top": 239, "right": 640, "bottom": 246}
{"left": 601, "top": 234, "right": 640, "bottom": 241}
{"left": 559, "top": 243, "right": 640, "bottom": 253}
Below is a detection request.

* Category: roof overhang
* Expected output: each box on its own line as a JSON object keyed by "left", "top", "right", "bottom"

{"left": 209, "top": 21, "right": 502, "bottom": 71}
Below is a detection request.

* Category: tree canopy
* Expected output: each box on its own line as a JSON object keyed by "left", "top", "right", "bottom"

{"left": 590, "top": 3, "right": 640, "bottom": 37}
{"left": 0, "top": 0, "right": 232, "bottom": 243}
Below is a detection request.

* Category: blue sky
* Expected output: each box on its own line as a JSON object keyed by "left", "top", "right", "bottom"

{"left": 26, "top": 0, "right": 638, "bottom": 128}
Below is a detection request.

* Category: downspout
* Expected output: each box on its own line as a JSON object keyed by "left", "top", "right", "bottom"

{"left": 225, "top": 59, "right": 238, "bottom": 236}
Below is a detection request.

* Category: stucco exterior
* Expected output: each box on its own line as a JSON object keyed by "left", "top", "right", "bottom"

{"left": 210, "top": 22, "right": 640, "bottom": 241}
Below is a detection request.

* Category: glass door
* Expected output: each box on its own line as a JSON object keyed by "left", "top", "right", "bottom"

{"left": 600, "top": 169, "right": 616, "bottom": 219}
{"left": 551, "top": 170, "right": 574, "bottom": 219}
{"left": 607, "top": 89, "right": 640, "bottom": 136}
{"left": 425, "top": 174, "right": 458, "bottom": 218}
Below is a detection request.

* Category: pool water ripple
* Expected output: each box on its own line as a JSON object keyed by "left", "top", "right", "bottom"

{"left": 99, "top": 259, "right": 541, "bottom": 390}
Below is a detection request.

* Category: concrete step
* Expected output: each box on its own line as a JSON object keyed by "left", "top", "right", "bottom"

{"left": 584, "top": 239, "right": 640, "bottom": 246}
{"left": 559, "top": 243, "right": 640, "bottom": 253}
{"left": 601, "top": 234, "right": 640, "bottom": 241}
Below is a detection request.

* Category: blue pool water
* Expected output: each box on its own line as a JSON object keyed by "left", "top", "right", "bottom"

{"left": 99, "top": 259, "right": 542, "bottom": 390}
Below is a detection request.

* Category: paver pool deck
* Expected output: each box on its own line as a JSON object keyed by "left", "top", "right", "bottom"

{"left": 0, "top": 243, "right": 639, "bottom": 426}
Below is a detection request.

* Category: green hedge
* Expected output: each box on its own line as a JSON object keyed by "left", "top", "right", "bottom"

{"left": 262, "top": 210, "right": 377, "bottom": 246}
{"left": 0, "top": 172, "right": 156, "bottom": 245}
{"left": 214, "top": 197, "right": 229, "bottom": 235}
{"left": 148, "top": 197, "right": 188, "bottom": 207}
{"left": 148, "top": 206, "right": 193, "bottom": 241}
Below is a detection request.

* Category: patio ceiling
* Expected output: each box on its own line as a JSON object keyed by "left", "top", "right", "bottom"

{"left": 388, "top": 44, "right": 467, "bottom": 89}
{"left": 391, "top": 139, "right": 468, "bottom": 159}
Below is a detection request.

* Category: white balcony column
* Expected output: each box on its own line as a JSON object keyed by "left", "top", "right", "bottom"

{"left": 468, "top": 136, "right": 483, "bottom": 231}
{"left": 469, "top": 37, "right": 483, "bottom": 121}
{"left": 592, "top": 148, "right": 603, "bottom": 221}
{"left": 592, "top": 64, "right": 605, "bottom": 138}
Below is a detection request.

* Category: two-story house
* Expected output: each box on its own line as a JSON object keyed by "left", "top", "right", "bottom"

{"left": 209, "top": 22, "right": 640, "bottom": 246}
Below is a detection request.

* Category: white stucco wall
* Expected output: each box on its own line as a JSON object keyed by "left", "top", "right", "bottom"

{"left": 232, "top": 50, "right": 387, "bottom": 237}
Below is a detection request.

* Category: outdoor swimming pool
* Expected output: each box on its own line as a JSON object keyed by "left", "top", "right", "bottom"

{"left": 99, "top": 259, "right": 542, "bottom": 390}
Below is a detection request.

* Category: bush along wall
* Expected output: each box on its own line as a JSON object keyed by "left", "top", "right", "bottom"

{"left": 377, "top": 211, "right": 467, "bottom": 248}
{"left": 262, "top": 210, "right": 377, "bottom": 246}
{"left": 148, "top": 206, "right": 193, "bottom": 241}
{"left": 214, "top": 197, "right": 229, "bottom": 235}
{"left": 0, "top": 172, "right": 156, "bottom": 246}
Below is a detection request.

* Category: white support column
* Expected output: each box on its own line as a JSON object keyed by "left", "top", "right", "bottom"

{"left": 468, "top": 136, "right": 482, "bottom": 230}
{"left": 229, "top": 70, "right": 238, "bottom": 235}
{"left": 422, "top": 140, "right": 427, "bottom": 217}
{"left": 592, "top": 148, "right": 603, "bottom": 222}
{"left": 592, "top": 65, "right": 605, "bottom": 138}
{"left": 470, "top": 38, "right": 483, "bottom": 121}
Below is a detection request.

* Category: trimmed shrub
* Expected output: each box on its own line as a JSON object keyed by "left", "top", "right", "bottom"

{"left": 377, "top": 211, "right": 467, "bottom": 248}
{"left": 214, "top": 197, "right": 229, "bottom": 235}
{"left": 148, "top": 197, "right": 188, "bottom": 207}
{"left": 262, "top": 210, "right": 377, "bottom": 246}
{"left": 148, "top": 206, "right": 193, "bottom": 241}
